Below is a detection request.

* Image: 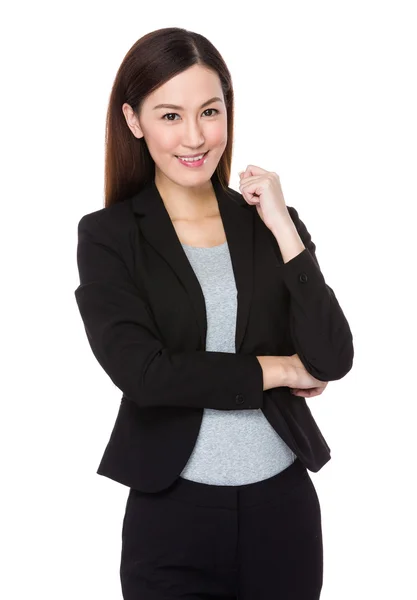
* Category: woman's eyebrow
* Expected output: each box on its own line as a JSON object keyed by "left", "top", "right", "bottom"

{"left": 152, "top": 96, "right": 223, "bottom": 110}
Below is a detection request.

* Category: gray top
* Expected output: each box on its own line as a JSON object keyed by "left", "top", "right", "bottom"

{"left": 179, "top": 240, "right": 296, "bottom": 485}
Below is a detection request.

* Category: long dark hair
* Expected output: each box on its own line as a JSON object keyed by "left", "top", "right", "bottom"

{"left": 104, "top": 27, "right": 235, "bottom": 208}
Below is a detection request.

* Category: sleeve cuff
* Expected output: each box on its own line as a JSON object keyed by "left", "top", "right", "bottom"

{"left": 279, "top": 247, "right": 326, "bottom": 294}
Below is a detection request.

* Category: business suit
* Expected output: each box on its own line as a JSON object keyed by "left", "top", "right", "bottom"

{"left": 74, "top": 172, "right": 354, "bottom": 494}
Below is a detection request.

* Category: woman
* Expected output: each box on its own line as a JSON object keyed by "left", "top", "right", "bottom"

{"left": 74, "top": 27, "right": 354, "bottom": 600}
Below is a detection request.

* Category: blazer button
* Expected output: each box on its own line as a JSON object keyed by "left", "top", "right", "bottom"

{"left": 235, "top": 394, "right": 245, "bottom": 405}
{"left": 299, "top": 272, "right": 308, "bottom": 283}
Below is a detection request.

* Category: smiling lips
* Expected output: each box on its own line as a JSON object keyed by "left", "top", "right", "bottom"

{"left": 176, "top": 151, "right": 209, "bottom": 167}
{"left": 177, "top": 152, "right": 207, "bottom": 158}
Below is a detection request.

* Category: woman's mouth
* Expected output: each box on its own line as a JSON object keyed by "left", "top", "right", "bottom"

{"left": 175, "top": 151, "right": 209, "bottom": 168}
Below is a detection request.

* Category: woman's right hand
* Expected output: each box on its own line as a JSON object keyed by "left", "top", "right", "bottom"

{"left": 282, "top": 354, "right": 328, "bottom": 391}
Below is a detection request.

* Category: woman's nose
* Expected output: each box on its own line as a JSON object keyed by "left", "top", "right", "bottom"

{"left": 182, "top": 121, "right": 205, "bottom": 147}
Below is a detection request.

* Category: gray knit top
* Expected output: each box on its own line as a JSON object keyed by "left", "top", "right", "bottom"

{"left": 179, "top": 240, "right": 296, "bottom": 486}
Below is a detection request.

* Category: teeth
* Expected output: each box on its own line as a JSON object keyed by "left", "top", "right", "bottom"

{"left": 178, "top": 153, "right": 206, "bottom": 162}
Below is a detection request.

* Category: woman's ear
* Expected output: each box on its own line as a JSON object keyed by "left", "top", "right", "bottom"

{"left": 122, "top": 103, "right": 144, "bottom": 139}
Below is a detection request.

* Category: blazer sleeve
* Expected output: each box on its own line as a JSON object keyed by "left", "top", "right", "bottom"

{"left": 74, "top": 213, "right": 264, "bottom": 410}
{"left": 278, "top": 206, "right": 354, "bottom": 381}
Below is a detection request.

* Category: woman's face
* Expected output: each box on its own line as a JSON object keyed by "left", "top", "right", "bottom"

{"left": 123, "top": 64, "right": 228, "bottom": 190}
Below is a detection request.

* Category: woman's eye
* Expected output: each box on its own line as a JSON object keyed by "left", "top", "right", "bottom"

{"left": 202, "top": 108, "right": 219, "bottom": 117}
{"left": 162, "top": 108, "right": 219, "bottom": 121}
{"left": 162, "top": 113, "right": 179, "bottom": 121}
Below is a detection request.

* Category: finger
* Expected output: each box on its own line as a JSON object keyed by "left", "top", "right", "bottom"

{"left": 239, "top": 183, "right": 262, "bottom": 205}
{"left": 240, "top": 189, "right": 260, "bottom": 205}
{"left": 244, "top": 164, "right": 269, "bottom": 177}
{"left": 239, "top": 178, "right": 263, "bottom": 194}
{"left": 309, "top": 388, "right": 324, "bottom": 396}
{"left": 291, "top": 388, "right": 319, "bottom": 398}
{"left": 239, "top": 168, "right": 251, "bottom": 180}
{"left": 239, "top": 173, "right": 263, "bottom": 182}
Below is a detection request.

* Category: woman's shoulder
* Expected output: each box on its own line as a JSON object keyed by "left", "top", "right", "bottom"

{"left": 78, "top": 196, "right": 132, "bottom": 226}
{"left": 76, "top": 197, "right": 138, "bottom": 255}
{"left": 78, "top": 200, "right": 134, "bottom": 234}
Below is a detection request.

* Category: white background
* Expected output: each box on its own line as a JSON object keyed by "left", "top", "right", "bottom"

{"left": 2, "top": 1, "right": 416, "bottom": 598}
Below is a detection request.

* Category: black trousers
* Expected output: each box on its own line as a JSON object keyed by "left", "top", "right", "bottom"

{"left": 120, "top": 458, "right": 323, "bottom": 599}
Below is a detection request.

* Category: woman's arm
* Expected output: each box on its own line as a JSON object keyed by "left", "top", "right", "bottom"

{"left": 75, "top": 213, "right": 265, "bottom": 411}
{"left": 269, "top": 206, "right": 354, "bottom": 381}
{"left": 256, "top": 355, "right": 329, "bottom": 392}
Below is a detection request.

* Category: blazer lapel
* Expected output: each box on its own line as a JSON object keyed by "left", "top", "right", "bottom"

{"left": 131, "top": 175, "right": 255, "bottom": 354}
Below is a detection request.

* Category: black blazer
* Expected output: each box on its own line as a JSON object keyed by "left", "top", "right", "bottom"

{"left": 74, "top": 174, "right": 354, "bottom": 493}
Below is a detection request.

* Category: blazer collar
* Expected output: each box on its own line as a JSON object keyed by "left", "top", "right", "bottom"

{"left": 131, "top": 174, "right": 255, "bottom": 353}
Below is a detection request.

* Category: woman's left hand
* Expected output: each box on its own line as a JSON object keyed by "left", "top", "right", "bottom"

{"left": 238, "top": 165, "right": 289, "bottom": 231}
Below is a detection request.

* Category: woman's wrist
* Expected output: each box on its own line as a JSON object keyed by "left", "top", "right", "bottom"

{"left": 274, "top": 356, "right": 291, "bottom": 388}
{"left": 256, "top": 356, "right": 290, "bottom": 390}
